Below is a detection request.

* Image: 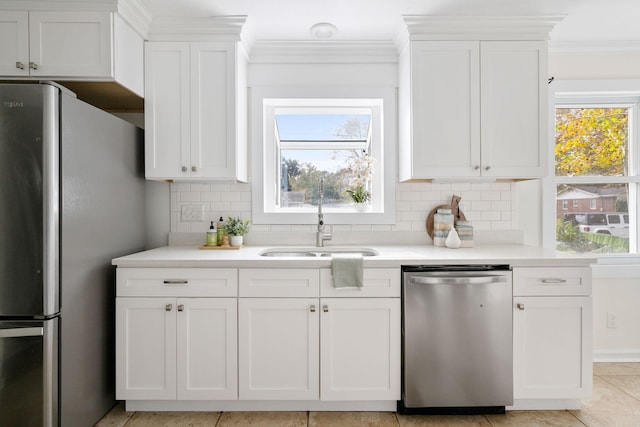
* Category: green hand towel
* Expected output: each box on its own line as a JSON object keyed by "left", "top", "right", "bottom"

{"left": 331, "top": 253, "right": 363, "bottom": 288}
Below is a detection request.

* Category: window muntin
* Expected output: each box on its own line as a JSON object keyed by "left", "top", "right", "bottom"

{"left": 554, "top": 101, "right": 637, "bottom": 255}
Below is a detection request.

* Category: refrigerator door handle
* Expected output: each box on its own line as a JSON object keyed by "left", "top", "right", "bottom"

{"left": 0, "top": 327, "right": 44, "bottom": 338}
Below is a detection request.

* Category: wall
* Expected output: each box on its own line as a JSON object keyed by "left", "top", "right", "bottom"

{"left": 169, "top": 53, "right": 520, "bottom": 245}
{"left": 545, "top": 50, "right": 640, "bottom": 361}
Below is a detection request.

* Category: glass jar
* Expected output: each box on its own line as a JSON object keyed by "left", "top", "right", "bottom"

{"left": 455, "top": 220, "right": 474, "bottom": 247}
{"left": 433, "top": 208, "right": 454, "bottom": 247}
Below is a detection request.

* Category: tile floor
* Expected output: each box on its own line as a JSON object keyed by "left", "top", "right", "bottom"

{"left": 95, "top": 363, "right": 640, "bottom": 427}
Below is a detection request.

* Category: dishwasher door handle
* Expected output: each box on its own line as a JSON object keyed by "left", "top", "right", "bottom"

{"left": 409, "top": 275, "right": 507, "bottom": 286}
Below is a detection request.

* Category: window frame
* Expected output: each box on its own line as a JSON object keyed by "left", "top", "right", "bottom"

{"left": 251, "top": 86, "right": 396, "bottom": 225}
{"left": 545, "top": 80, "right": 640, "bottom": 259}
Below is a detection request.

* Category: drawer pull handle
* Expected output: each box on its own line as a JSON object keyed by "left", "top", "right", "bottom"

{"left": 323, "top": 305, "right": 329, "bottom": 313}
{"left": 516, "top": 303, "right": 525, "bottom": 310}
{"left": 177, "top": 304, "right": 184, "bottom": 312}
{"left": 310, "top": 305, "right": 316, "bottom": 313}
{"left": 165, "top": 304, "right": 173, "bottom": 312}
{"left": 541, "top": 278, "right": 567, "bottom": 284}
{"left": 163, "top": 280, "right": 188, "bottom": 285}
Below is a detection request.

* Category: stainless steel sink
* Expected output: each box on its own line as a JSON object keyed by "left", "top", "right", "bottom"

{"left": 259, "top": 248, "right": 379, "bottom": 257}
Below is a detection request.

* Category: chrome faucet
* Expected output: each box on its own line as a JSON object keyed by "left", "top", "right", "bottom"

{"left": 316, "top": 178, "right": 332, "bottom": 247}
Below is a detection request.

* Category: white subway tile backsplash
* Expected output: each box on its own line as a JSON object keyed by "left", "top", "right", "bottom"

{"left": 170, "top": 181, "right": 519, "bottom": 243}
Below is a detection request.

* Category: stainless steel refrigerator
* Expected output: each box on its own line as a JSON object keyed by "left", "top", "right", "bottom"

{"left": 0, "top": 83, "right": 146, "bottom": 427}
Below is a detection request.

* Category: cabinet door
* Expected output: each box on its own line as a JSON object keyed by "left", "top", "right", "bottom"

{"left": 405, "top": 41, "right": 480, "bottom": 179}
{"left": 320, "top": 298, "right": 401, "bottom": 401}
{"left": 190, "top": 42, "right": 235, "bottom": 179}
{"left": 29, "top": 11, "right": 113, "bottom": 78}
{"left": 513, "top": 296, "right": 592, "bottom": 399}
{"left": 116, "top": 298, "right": 177, "bottom": 400}
{"left": 0, "top": 11, "right": 29, "bottom": 76}
{"left": 177, "top": 298, "right": 237, "bottom": 400}
{"left": 238, "top": 298, "right": 319, "bottom": 400}
{"left": 480, "top": 41, "right": 547, "bottom": 178}
{"left": 145, "top": 42, "right": 190, "bottom": 179}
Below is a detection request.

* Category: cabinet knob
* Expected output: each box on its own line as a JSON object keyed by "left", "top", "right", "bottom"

{"left": 485, "top": 166, "right": 491, "bottom": 171}
{"left": 16, "top": 62, "right": 25, "bottom": 70}
{"left": 310, "top": 305, "right": 316, "bottom": 313}
{"left": 177, "top": 304, "right": 184, "bottom": 312}
{"left": 323, "top": 305, "right": 329, "bottom": 313}
{"left": 474, "top": 165, "right": 480, "bottom": 170}
{"left": 516, "top": 303, "right": 525, "bottom": 311}
{"left": 165, "top": 304, "right": 173, "bottom": 312}
{"left": 192, "top": 166, "right": 197, "bottom": 172}
{"left": 29, "top": 62, "right": 38, "bottom": 70}
{"left": 181, "top": 166, "right": 187, "bottom": 172}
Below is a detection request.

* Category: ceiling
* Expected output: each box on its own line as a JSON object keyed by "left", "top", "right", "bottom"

{"left": 138, "top": 0, "right": 640, "bottom": 45}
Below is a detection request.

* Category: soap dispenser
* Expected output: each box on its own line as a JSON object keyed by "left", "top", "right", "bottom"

{"left": 216, "top": 216, "right": 226, "bottom": 246}
{"left": 206, "top": 221, "right": 217, "bottom": 246}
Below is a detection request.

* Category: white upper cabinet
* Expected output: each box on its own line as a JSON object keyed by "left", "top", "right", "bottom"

{"left": 398, "top": 16, "right": 559, "bottom": 181}
{"left": 0, "top": 10, "right": 143, "bottom": 95}
{"left": 144, "top": 41, "right": 248, "bottom": 182}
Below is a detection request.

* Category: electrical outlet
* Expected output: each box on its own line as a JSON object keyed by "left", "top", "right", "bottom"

{"left": 607, "top": 312, "right": 617, "bottom": 329}
{"left": 181, "top": 204, "right": 204, "bottom": 221}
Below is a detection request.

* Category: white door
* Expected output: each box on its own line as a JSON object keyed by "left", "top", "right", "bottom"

{"left": 480, "top": 41, "right": 547, "bottom": 178}
{"left": 320, "top": 298, "right": 401, "bottom": 401}
{"left": 0, "top": 11, "right": 29, "bottom": 76}
{"left": 409, "top": 41, "right": 480, "bottom": 178}
{"left": 144, "top": 42, "right": 190, "bottom": 179}
{"left": 116, "top": 298, "right": 177, "bottom": 400}
{"left": 238, "top": 298, "right": 319, "bottom": 400}
{"left": 513, "top": 296, "right": 592, "bottom": 399}
{"left": 29, "top": 11, "right": 112, "bottom": 78}
{"left": 190, "top": 42, "right": 235, "bottom": 179}
{"left": 177, "top": 298, "right": 238, "bottom": 400}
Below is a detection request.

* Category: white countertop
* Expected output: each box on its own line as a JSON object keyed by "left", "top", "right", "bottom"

{"left": 112, "top": 244, "right": 596, "bottom": 268}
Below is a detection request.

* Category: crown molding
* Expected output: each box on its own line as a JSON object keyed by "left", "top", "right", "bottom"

{"left": 147, "top": 15, "right": 247, "bottom": 42}
{"left": 0, "top": 0, "right": 151, "bottom": 37}
{"left": 398, "top": 15, "right": 564, "bottom": 45}
{"left": 117, "top": 0, "right": 151, "bottom": 39}
{"left": 550, "top": 40, "right": 640, "bottom": 54}
{"left": 249, "top": 40, "right": 398, "bottom": 64}
{"left": 0, "top": 0, "right": 117, "bottom": 11}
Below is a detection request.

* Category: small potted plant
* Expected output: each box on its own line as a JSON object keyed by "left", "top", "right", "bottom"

{"left": 223, "top": 216, "right": 251, "bottom": 247}
{"left": 345, "top": 186, "right": 371, "bottom": 211}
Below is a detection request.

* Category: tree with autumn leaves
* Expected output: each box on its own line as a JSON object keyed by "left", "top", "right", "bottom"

{"left": 555, "top": 107, "right": 628, "bottom": 176}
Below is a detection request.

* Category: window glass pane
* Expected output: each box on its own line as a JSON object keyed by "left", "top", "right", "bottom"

{"left": 556, "top": 183, "right": 629, "bottom": 254}
{"left": 555, "top": 107, "right": 629, "bottom": 177}
{"left": 276, "top": 114, "right": 371, "bottom": 142}
{"left": 280, "top": 149, "right": 373, "bottom": 208}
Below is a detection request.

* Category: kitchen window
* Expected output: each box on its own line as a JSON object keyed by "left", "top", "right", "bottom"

{"left": 251, "top": 87, "right": 396, "bottom": 225}
{"left": 553, "top": 86, "right": 639, "bottom": 255}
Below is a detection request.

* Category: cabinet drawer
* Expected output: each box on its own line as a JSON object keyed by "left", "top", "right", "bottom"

{"left": 117, "top": 268, "right": 237, "bottom": 297}
{"left": 320, "top": 268, "right": 400, "bottom": 297}
{"left": 513, "top": 267, "right": 591, "bottom": 296}
{"left": 239, "top": 269, "right": 320, "bottom": 297}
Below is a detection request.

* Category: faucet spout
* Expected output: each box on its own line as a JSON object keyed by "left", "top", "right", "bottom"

{"left": 316, "top": 178, "right": 332, "bottom": 247}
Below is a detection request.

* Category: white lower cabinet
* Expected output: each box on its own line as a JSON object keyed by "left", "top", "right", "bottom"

{"left": 116, "top": 297, "right": 237, "bottom": 400}
{"left": 238, "top": 268, "right": 401, "bottom": 402}
{"left": 320, "top": 298, "right": 401, "bottom": 401}
{"left": 512, "top": 266, "right": 593, "bottom": 407}
{"left": 238, "top": 298, "right": 320, "bottom": 400}
{"left": 115, "top": 266, "right": 399, "bottom": 407}
{"left": 116, "top": 267, "right": 238, "bottom": 401}
{"left": 513, "top": 296, "right": 592, "bottom": 400}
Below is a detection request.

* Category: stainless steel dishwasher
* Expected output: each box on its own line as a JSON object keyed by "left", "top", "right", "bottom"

{"left": 400, "top": 265, "right": 513, "bottom": 414}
